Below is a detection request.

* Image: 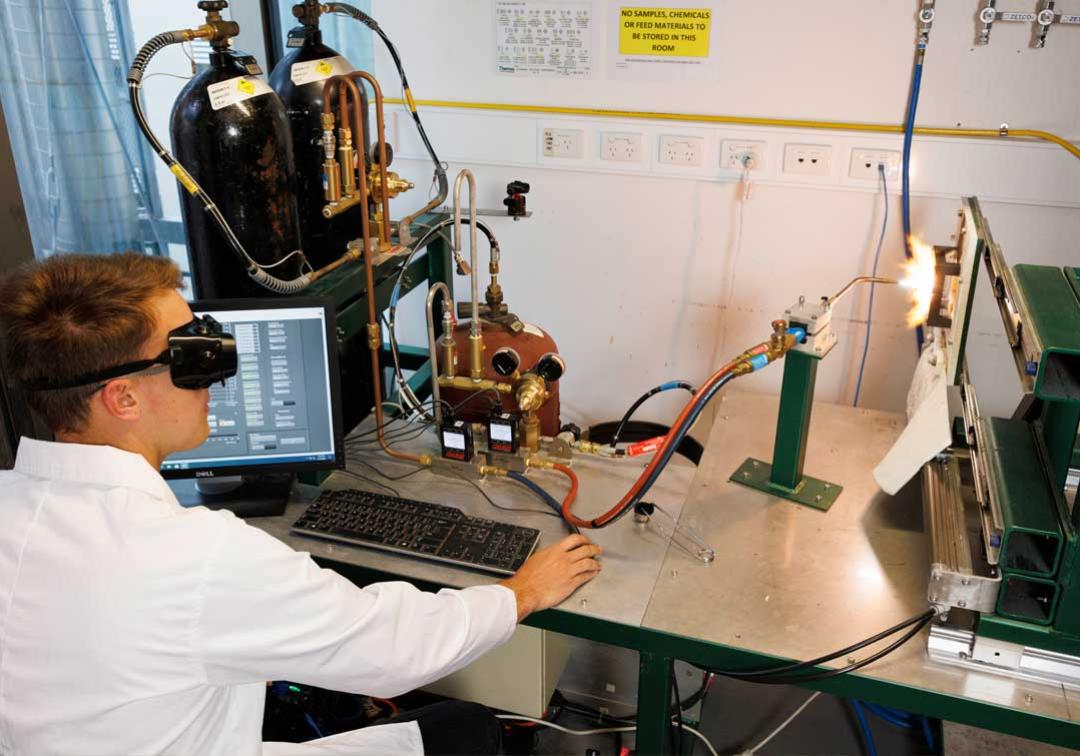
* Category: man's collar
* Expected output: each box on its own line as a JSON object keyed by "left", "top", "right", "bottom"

{"left": 14, "top": 437, "right": 177, "bottom": 502}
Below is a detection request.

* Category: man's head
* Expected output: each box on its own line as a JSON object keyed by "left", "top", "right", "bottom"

{"left": 0, "top": 253, "right": 211, "bottom": 466}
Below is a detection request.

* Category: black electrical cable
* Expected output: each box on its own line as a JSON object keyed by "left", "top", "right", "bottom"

{"left": 703, "top": 609, "right": 936, "bottom": 685}
{"left": 507, "top": 471, "right": 580, "bottom": 535}
{"left": 444, "top": 467, "right": 559, "bottom": 519}
{"left": 714, "top": 613, "right": 934, "bottom": 686}
{"left": 610, "top": 381, "right": 695, "bottom": 448}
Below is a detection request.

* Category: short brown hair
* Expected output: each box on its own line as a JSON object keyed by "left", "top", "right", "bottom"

{"left": 0, "top": 253, "right": 182, "bottom": 433}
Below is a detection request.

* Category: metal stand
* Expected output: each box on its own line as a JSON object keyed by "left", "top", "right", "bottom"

{"left": 729, "top": 351, "right": 842, "bottom": 511}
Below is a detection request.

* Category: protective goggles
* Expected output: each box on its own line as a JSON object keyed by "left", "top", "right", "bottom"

{"left": 24, "top": 314, "right": 238, "bottom": 392}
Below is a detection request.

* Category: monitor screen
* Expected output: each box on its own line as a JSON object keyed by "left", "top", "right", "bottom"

{"left": 160, "top": 297, "right": 344, "bottom": 479}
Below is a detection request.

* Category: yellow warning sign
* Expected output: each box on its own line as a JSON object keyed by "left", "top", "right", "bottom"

{"left": 316, "top": 60, "right": 333, "bottom": 76}
{"left": 237, "top": 78, "right": 256, "bottom": 95}
{"left": 618, "top": 7, "right": 711, "bottom": 57}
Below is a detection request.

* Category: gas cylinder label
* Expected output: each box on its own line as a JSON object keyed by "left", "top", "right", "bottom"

{"left": 207, "top": 76, "right": 274, "bottom": 111}
{"left": 290, "top": 56, "right": 353, "bottom": 86}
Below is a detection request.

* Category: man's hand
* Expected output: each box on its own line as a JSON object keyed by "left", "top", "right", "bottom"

{"left": 499, "top": 534, "right": 603, "bottom": 621}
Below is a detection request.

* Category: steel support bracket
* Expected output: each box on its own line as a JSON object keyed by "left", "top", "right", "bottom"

{"left": 729, "top": 350, "right": 842, "bottom": 511}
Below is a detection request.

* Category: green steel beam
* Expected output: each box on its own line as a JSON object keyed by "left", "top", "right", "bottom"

{"left": 312, "top": 556, "right": 1080, "bottom": 750}
{"left": 729, "top": 351, "right": 842, "bottom": 510}
{"left": 1010, "top": 265, "right": 1080, "bottom": 403}
{"left": 637, "top": 652, "right": 673, "bottom": 755}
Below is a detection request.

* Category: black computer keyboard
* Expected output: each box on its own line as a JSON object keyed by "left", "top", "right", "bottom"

{"left": 292, "top": 488, "right": 542, "bottom": 576}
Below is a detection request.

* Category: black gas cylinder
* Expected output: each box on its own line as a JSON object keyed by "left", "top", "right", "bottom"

{"left": 270, "top": 26, "right": 368, "bottom": 268}
{"left": 170, "top": 49, "right": 303, "bottom": 299}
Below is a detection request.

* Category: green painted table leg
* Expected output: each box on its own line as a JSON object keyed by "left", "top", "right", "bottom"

{"left": 637, "top": 652, "right": 672, "bottom": 755}
{"left": 730, "top": 350, "right": 842, "bottom": 510}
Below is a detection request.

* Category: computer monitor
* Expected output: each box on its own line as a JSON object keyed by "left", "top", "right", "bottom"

{"left": 162, "top": 297, "right": 344, "bottom": 515}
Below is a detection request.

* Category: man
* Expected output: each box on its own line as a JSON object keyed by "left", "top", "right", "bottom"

{"left": 0, "top": 253, "right": 602, "bottom": 755}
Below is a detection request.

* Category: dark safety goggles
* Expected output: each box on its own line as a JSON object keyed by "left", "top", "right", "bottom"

{"left": 24, "top": 314, "right": 238, "bottom": 392}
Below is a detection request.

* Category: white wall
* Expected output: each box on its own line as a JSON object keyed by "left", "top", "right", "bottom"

{"left": 368, "top": 0, "right": 1080, "bottom": 429}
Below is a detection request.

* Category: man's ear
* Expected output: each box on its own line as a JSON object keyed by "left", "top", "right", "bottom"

{"left": 99, "top": 380, "right": 141, "bottom": 422}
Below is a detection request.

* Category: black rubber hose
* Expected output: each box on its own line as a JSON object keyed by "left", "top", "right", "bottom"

{"left": 711, "top": 612, "right": 935, "bottom": 686}
{"left": 325, "top": 3, "right": 445, "bottom": 183}
{"left": 587, "top": 421, "right": 703, "bottom": 466}
{"left": 127, "top": 33, "right": 311, "bottom": 293}
{"left": 601, "top": 372, "right": 736, "bottom": 527}
{"left": 715, "top": 608, "right": 935, "bottom": 680}
{"left": 507, "top": 471, "right": 579, "bottom": 535}
{"left": 609, "top": 381, "right": 696, "bottom": 448}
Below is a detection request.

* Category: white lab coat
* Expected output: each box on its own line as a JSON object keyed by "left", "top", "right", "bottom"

{"left": 0, "top": 439, "right": 518, "bottom": 755}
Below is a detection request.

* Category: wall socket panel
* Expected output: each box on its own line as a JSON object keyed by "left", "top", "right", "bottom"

{"left": 849, "top": 148, "right": 901, "bottom": 180}
{"left": 600, "top": 131, "right": 645, "bottom": 162}
{"left": 658, "top": 134, "right": 704, "bottom": 166}
{"left": 720, "top": 140, "right": 767, "bottom": 171}
{"left": 543, "top": 128, "right": 584, "bottom": 158}
{"left": 783, "top": 143, "right": 832, "bottom": 176}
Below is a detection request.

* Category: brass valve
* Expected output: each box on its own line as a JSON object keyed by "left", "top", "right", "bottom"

{"left": 368, "top": 166, "right": 415, "bottom": 200}
{"left": 514, "top": 373, "right": 547, "bottom": 413}
{"left": 190, "top": 1, "right": 240, "bottom": 46}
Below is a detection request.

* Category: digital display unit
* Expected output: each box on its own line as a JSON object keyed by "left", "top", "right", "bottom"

{"left": 161, "top": 297, "right": 344, "bottom": 480}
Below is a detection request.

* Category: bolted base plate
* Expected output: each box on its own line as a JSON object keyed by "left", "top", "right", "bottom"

{"left": 729, "top": 457, "right": 842, "bottom": 511}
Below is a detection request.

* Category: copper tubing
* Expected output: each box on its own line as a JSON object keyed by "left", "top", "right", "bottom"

{"left": 425, "top": 281, "right": 453, "bottom": 428}
{"left": 323, "top": 76, "right": 421, "bottom": 464}
{"left": 348, "top": 71, "right": 393, "bottom": 247}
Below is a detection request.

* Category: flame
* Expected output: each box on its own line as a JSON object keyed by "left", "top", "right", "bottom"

{"left": 899, "top": 237, "right": 935, "bottom": 328}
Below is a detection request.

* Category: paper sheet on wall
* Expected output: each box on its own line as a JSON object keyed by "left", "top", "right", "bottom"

{"left": 493, "top": 1, "right": 594, "bottom": 78}
{"left": 608, "top": 2, "right": 719, "bottom": 80}
{"left": 873, "top": 343, "right": 952, "bottom": 495}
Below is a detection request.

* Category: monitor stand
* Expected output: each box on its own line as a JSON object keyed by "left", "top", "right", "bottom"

{"left": 168, "top": 474, "right": 294, "bottom": 518}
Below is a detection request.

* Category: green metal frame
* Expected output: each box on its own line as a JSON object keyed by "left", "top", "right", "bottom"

{"left": 306, "top": 212, "right": 453, "bottom": 425}
{"left": 972, "top": 265, "right": 1080, "bottom": 654}
{"left": 730, "top": 351, "right": 842, "bottom": 511}
{"left": 315, "top": 556, "right": 1080, "bottom": 751}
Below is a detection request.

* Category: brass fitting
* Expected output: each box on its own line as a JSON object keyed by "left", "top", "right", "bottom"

{"left": 468, "top": 332, "right": 484, "bottom": 381}
{"left": 366, "top": 322, "right": 380, "bottom": 350}
{"left": 417, "top": 453, "right": 433, "bottom": 466}
{"left": 338, "top": 127, "right": 355, "bottom": 195}
{"left": 478, "top": 464, "right": 508, "bottom": 477}
{"left": 322, "top": 191, "right": 363, "bottom": 219}
{"left": 514, "top": 373, "right": 547, "bottom": 413}
{"left": 525, "top": 456, "right": 555, "bottom": 470}
{"left": 520, "top": 412, "right": 542, "bottom": 452}
{"left": 770, "top": 319, "right": 788, "bottom": 350}
{"left": 369, "top": 167, "right": 415, "bottom": 200}
{"left": 437, "top": 375, "right": 514, "bottom": 394}
{"left": 575, "top": 440, "right": 604, "bottom": 455}
{"left": 437, "top": 307, "right": 457, "bottom": 379}
{"left": 323, "top": 160, "right": 342, "bottom": 202}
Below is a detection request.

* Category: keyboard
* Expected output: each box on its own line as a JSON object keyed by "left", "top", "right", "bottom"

{"left": 292, "top": 488, "right": 542, "bottom": 576}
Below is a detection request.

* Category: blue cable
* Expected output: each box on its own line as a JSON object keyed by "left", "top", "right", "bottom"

{"left": 506, "top": 471, "right": 580, "bottom": 535}
{"left": 303, "top": 712, "right": 325, "bottom": 739}
{"left": 862, "top": 702, "right": 913, "bottom": 729}
{"left": 851, "top": 700, "right": 878, "bottom": 756}
{"left": 902, "top": 56, "right": 926, "bottom": 352}
{"left": 853, "top": 165, "right": 889, "bottom": 407}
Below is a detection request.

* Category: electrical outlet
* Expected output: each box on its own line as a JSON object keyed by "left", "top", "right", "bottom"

{"left": 600, "top": 131, "right": 644, "bottom": 162}
{"left": 783, "top": 143, "right": 832, "bottom": 176}
{"left": 543, "top": 128, "right": 584, "bottom": 159}
{"left": 658, "top": 134, "right": 704, "bottom": 166}
{"left": 720, "top": 140, "right": 767, "bottom": 171}
{"left": 849, "top": 148, "right": 901, "bottom": 180}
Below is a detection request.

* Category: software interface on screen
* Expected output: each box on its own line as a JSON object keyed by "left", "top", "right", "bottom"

{"left": 161, "top": 306, "right": 336, "bottom": 473}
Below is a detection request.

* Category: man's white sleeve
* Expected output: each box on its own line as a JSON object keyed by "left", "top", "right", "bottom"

{"left": 194, "top": 511, "right": 518, "bottom": 696}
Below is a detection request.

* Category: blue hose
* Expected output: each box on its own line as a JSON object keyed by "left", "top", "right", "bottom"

{"left": 902, "top": 58, "right": 926, "bottom": 352}
{"left": 507, "top": 471, "right": 580, "bottom": 534}
{"left": 851, "top": 700, "right": 878, "bottom": 756}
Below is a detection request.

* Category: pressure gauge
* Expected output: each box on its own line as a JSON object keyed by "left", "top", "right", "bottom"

{"left": 535, "top": 352, "right": 566, "bottom": 383}
{"left": 492, "top": 347, "right": 521, "bottom": 376}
